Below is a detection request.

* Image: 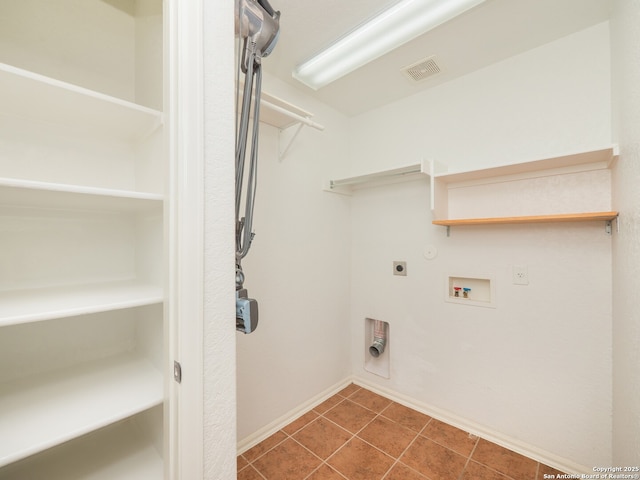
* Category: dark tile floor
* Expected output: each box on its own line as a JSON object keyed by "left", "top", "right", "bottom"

{"left": 237, "top": 383, "right": 565, "bottom": 480}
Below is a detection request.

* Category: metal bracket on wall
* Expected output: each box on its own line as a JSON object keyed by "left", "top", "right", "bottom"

{"left": 605, "top": 218, "right": 619, "bottom": 235}
{"left": 256, "top": 98, "right": 324, "bottom": 161}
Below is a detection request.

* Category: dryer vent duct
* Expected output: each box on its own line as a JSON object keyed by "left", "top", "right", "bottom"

{"left": 401, "top": 56, "right": 441, "bottom": 83}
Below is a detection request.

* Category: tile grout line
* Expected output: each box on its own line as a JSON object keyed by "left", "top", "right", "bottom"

{"left": 239, "top": 462, "right": 268, "bottom": 480}
{"left": 314, "top": 393, "right": 399, "bottom": 479}
{"left": 324, "top": 392, "right": 465, "bottom": 480}
{"left": 249, "top": 386, "right": 359, "bottom": 480}
{"left": 297, "top": 386, "right": 363, "bottom": 480}
{"left": 243, "top": 398, "right": 334, "bottom": 477}
{"left": 374, "top": 403, "right": 434, "bottom": 479}
{"left": 461, "top": 439, "right": 526, "bottom": 480}
{"left": 455, "top": 434, "right": 480, "bottom": 480}
{"left": 380, "top": 417, "right": 434, "bottom": 480}
{"left": 242, "top": 432, "right": 289, "bottom": 466}
{"left": 287, "top": 433, "right": 347, "bottom": 480}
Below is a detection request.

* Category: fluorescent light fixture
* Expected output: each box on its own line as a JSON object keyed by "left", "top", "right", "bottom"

{"left": 292, "top": 0, "right": 486, "bottom": 90}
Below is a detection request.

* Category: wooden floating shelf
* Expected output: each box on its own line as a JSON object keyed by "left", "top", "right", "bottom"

{"left": 432, "top": 211, "right": 619, "bottom": 227}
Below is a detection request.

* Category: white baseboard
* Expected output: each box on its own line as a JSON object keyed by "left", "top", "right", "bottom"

{"left": 236, "top": 377, "right": 354, "bottom": 455}
{"left": 351, "top": 376, "right": 592, "bottom": 476}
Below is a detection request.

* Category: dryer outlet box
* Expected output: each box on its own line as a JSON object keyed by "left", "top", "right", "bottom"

{"left": 393, "top": 261, "right": 407, "bottom": 276}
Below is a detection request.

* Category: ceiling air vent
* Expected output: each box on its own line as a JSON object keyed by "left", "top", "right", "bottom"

{"left": 401, "top": 56, "right": 441, "bottom": 83}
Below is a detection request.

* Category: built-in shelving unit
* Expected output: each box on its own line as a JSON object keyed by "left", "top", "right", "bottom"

{"left": 430, "top": 146, "right": 619, "bottom": 233}
{"left": 0, "top": 1, "right": 166, "bottom": 477}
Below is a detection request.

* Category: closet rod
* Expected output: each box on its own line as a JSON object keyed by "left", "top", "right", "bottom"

{"left": 261, "top": 99, "right": 325, "bottom": 131}
{"left": 330, "top": 165, "right": 423, "bottom": 188}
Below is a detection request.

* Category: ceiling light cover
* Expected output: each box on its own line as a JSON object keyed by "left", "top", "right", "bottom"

{"left": 292, "top": 0, "right": 486, "bottom": 90}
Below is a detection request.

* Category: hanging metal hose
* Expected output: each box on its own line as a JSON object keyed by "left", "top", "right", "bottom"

{"left": 235, "top": 0, "right": 280, "bottom": 334}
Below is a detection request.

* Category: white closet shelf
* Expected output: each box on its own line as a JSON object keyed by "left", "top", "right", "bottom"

{"left": 0, "top": 419, "right": 163, "bottom": 480}
{"left": 324, "top": 161, "right": 428, "bottom": 195}
{"left": 0, "top": 63, "right": 162, "bottom": 141}
{"left": 0, "top": 281, "right": 163, "bottom": 327}
{"left": 0, "top": 177, "right": 163, "bottom": 212}
{"left": 0, "top": 352, "right": 163, "bottom": 468}
{"left": 432, "top": 146, "right": 617, "bottom": 186}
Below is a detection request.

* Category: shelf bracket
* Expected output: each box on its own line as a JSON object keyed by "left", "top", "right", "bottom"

{"left": 278, "top": 122, "right": 305, "bottom": 161}
{"left": 446, "top": 226, "right": 451, "bottom": 237}
{"left": 605, "top": 220, "right": 612, "bottom": 235}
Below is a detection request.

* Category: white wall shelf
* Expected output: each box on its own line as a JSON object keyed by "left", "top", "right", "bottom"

{"left": 431, "top": 146, "right": 619, "bottom": 234}
{"left": 238, "top": 85, "right": 325, "bottom": 159}
{"left": 324, "top": 161, "right": 429, "bottom": 195}
{"left": 258, "top": 91, "right": 321, "bottom": 130}
{"left": 0, "top": 177, "right": 163, "bottom": 212}
{"left": 0, "top": 63, "right": 163, "bottom": 142}
{"left": 262, "top": 91, "right": 325, "bottom": 160}
{"left": 0, "top": 352, "right": 163, "bottom": 467}
{"left": 0, "top": 418, "right": 163, "bottom": 480}
{"left": 0, "top": 281, "right": 163, "bottom": 327}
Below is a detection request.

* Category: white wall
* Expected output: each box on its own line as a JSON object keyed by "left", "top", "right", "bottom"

{"left": 611, "top": 0, "right": 640, "bottom": 465}
{"left": 203, "top": 0, "right": 237, "bottom": 477}
{"left": 235, "top": 74, "right": 352, "bottom": 442}
{"left": 348, "top": 22, "right": 613, "bottom": 469}
{"left": 349, "top": 22, "right": 612, "bottom": 176}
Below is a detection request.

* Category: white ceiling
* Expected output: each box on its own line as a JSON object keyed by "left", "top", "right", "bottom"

{"left": 262, "top": 0, "right": 613, "bottom": 116}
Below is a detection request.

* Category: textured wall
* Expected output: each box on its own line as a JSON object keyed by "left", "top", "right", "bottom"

{"left": 349, "top": 23, "right": 613, "bottom": 468}
{"left": 611, "top": 0, "right": 640, "bottom": 465}
{"left": 235, "top": 73, "right": 352, "bottom": 442}
{"left": 203, "top": 0, "right": 237, "bottom": 477}
{"left": 349, "top": 22, "right": 612, "bottom": 176}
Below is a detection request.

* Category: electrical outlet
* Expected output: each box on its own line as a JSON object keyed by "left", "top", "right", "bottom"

{"left": 512, "top": 265, "right": 529, "bottom": 285}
